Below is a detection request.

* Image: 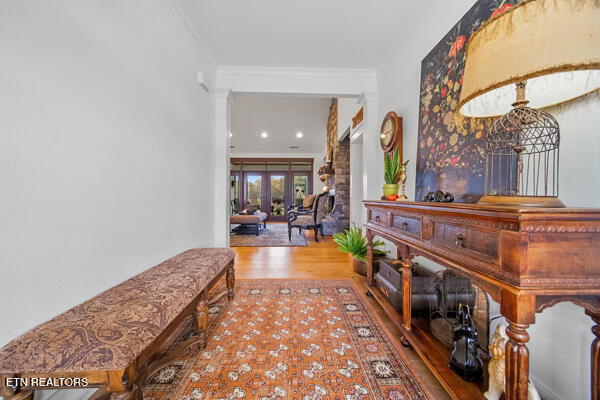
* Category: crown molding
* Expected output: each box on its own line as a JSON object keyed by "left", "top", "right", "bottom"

{"left": 170, "top": 0, "right": 219, "bottom": 72}
{"left": 214, "top": 88, "right": 232, "bottom": 102}
{"left": 217, "top": 66, "right": 378, "bottom": 96}
{"left": 218, "top": 65, "right": 377, "bottom": 78}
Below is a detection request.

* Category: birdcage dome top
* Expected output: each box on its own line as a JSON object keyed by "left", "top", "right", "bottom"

{"left": 486, "top": 106, "right": 559, "bottom": 155}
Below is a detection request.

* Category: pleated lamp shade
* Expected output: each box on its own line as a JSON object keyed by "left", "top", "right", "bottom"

{"left": 458, "top": 0, "right": 600, "bottom": 118}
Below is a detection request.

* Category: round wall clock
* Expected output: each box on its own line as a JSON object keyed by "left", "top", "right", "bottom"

{"left": 380, "top": 111, "right": 403, "bottom": 156}
{"left": 379, "top": 111, "right": 402, "bottom": 157}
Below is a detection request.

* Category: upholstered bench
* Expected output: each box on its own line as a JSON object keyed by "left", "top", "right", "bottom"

{"left": 0, "top": 248, "right": 235, "bottom": 400}
{"left": 230, "top": 212, "right": 267, "bottom": 235}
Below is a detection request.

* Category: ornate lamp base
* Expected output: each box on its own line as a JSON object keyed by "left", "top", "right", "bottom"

{"left": 477, "top": 195, "right": 565, "bottom": 208}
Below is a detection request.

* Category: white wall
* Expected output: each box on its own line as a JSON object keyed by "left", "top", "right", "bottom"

{"left": 338, "top": 97, "right": 361, "bottom": 140}
{"left": 375, "top": 1, "right": 600, "bottom": 399}
{"left": 0, "top": 0, "right": 217, "bottom": 372}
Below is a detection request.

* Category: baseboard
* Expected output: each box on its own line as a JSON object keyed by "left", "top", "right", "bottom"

{"left": 531, "top": 377, "right": 561, "bottom": 400}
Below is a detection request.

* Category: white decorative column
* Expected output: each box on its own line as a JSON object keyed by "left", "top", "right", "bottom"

{"left": 361, "top": 91, "right": 381, "bottom": 210}
{"left": 349, "top": 132, "right": 364, "bottom": 227}
{"left": 214, "top": 88, "right": 232, "bottom": 247}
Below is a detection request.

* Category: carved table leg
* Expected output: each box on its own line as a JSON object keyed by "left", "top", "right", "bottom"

{"left": 401, "top": 258, "right": 412, "bottom": 330}
{"left": 195, "top": 290, "right": 208, "bottom": 350}
{"left": 396, "top": 247, "right": 403, "bottom": 261}
{"left": 501, "top": 291, "right": 535, "bottom": 400}
{"left": 366, "top": 229, "right": 374, "bottom": 286}
{"left": 226, "top": 263, "right": 235, "bottom": 300}
{"left": 586, "top": 310, "right": 600, "bottom": 400}
{"left": 505, "top": 321, "right": 530, "bottom": 400}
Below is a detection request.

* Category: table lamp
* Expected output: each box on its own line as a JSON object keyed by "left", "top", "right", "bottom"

{"left": 458, "top": 0, "right": 600, "bottom": 207}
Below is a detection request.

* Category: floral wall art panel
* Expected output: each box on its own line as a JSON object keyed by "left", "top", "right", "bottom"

{"left": 415, "top": 0, "right": 521, "bottom": 203}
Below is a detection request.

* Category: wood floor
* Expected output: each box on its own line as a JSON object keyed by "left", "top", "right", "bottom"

{"left": 232, "top": 225, "right": 451, "bottom": 399}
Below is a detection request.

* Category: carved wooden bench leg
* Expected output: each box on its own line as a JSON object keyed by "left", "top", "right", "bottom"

{"left": 107, "top": 368, "right": 142, "bottom": 400}
{"left": 110, "top": 387, "right": 141, "bottom": 400}
{"left": 195, "top": 290, "right": 208, "bottom": 350}
{"left": 227, "top": 263, "right": 235, "bottom": 300}
{"left": 89, "top": 387, "right": 111, "bottom": 400}
{"left": 0, "top": 389, "right": 34, "bottom": 400}
{"left": 0, "top": 374, "right": 34, "bottom": 400}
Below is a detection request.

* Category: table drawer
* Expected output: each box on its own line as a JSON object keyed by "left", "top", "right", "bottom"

{"left": 391, "top": 214, "right": 421, "bottom": 237}
{"left": 369, "top": 209, "right": 389, "bottom": 226}
{"left": 432, "top": 222, "right": 499, "bottom": 261}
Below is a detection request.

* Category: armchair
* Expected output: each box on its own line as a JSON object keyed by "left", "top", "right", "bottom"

{"left": 288, "top": 193, "right": 316, "bottom": 213}
{"left": 287, "top": 192, "right": 328, "bottom": 242}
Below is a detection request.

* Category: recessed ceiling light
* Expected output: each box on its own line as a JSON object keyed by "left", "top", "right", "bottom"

{"left": 229, "top": 132, "right": 233, "bottom": 137}
{"left": 261, "top": 132, "right": 268, "bottom": 138}
{"left": 296, "top": 132, "right": 303, "bottom": 138}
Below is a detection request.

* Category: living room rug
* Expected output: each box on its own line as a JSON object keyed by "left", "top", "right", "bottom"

{"left": 143, "top": 280, "right": 432, "bottom": 400}
{"left": 230, "top": 223, "right": 308, "bottom": 247}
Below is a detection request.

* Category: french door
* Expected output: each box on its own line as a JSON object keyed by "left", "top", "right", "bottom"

{"left": 266, "top": 172, "right": 288, "bottom": 221}
{"left": 241, "top": 172, "right": 289, "bottom": 221}
{"left": 243, "top": 172, "right": 265, "bottom": 213}
{"left": 231, "top": 163, "right": 312, "bottom": 222}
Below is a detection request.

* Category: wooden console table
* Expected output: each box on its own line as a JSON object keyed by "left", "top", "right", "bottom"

{"left": 363, "top": 200, "right": 600, "bottom": 400}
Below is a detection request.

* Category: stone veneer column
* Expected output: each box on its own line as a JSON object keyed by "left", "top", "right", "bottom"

{"left": 334, "top": 136, "right": 350, "bottom": 232}
{"left": 324, "top": 98, "right": 350, "bottom": 233}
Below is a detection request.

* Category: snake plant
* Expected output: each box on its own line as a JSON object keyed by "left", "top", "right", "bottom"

{"left": 384, "top": 147, "right": 401, "bottom": 184}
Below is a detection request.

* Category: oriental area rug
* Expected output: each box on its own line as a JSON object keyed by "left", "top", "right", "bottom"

{"left": 143, "top": 280, "right": 432, "bottom": 400}
{"left": 230, "top": 223, "right": 308, "bottom": 247}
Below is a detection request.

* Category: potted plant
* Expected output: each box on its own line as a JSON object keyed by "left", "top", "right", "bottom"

{"left": 333, "top": 223, "right": 387, "bottom": 276}
{"left": 383, "top": 147, "right": 401, "bottom": 198}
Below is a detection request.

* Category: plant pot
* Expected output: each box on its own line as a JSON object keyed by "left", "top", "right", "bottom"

{"left": 352, "top": 256, "right": 382, "bottom": 276}
{"left": 383, "top": 184, "right": 399, "bottom": 197}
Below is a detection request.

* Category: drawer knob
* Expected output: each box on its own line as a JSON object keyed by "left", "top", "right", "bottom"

{"left": 455, "top": 233, "right": 464, "bottom": 247}
{"left": 401, "top": 221, "right": 408, "bottom": 230}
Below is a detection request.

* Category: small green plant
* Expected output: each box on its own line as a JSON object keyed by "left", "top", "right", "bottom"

{"left": 333, "top": 223, "right": 387, "bottom": 261}
{"left": 384, "top": 147, "right": 401, "bottom": 184}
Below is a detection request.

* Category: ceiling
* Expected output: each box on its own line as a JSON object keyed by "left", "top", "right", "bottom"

{"left": 180, "top": 0, "right": 421, "bottom": 68}
{"left": 230, "top": 94, "right": 329, "bottom": 154}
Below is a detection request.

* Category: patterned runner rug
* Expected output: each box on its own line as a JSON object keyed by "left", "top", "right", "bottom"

{"left": 143, "top": 280, "right": 432, "bottom": 400}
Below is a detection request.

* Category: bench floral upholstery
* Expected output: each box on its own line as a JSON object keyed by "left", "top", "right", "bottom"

{"left": 0, "top": 248, "right": 234, "bottom": 374}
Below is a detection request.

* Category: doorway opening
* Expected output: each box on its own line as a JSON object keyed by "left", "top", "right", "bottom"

{"left": 230, "top": 158, "right": 313, "bottom": 221}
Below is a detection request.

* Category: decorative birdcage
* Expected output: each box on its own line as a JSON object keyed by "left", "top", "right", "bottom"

{"left": 479, "top": 80, "right": 563, "bottom": 208}
{"left": 429, "top": 270, "right": 490, "bottom": 359}
{"left": 485, "top": 104, "right": 560, "bottom": 198}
